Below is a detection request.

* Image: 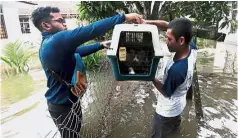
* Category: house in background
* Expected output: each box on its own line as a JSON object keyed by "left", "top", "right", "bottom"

{"left": 0, "top": 1, "right": 39, "bottom": 45}
{"left": 0, "top": 1, "right": 80, "bottom": 50}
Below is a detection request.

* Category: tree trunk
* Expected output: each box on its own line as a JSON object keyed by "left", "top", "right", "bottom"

{"left": 158, "top": 1, "right": 171, "bottom": 19}
{"left": 149, "top": 1, "right": 161, "bottom": 20}
{"left": 134, "top": 1, "right": 144, "bottom": 14}
{"left": 144, "top": 1, "right": 152, "bottom": 19}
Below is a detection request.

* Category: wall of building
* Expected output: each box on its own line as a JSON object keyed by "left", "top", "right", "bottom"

{"left": 0, "top": 1, "right": 80, "bottom": 49}
{"left": 2, "top": 3, "right": 22, "bottom": 41}
{"left": 0, "top": 2, "right": 39, "bottom": 48}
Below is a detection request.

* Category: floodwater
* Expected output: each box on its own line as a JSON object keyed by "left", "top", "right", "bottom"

{"left": 80, "top": 41, "right": 237, "bottom": 138}
{"left": 1, "top": 41, "right": 237, "bottom": 138}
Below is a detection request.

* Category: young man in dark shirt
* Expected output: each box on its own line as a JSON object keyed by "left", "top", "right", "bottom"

{"left": 31, "top": 6, "right": 142, "bottom": 137}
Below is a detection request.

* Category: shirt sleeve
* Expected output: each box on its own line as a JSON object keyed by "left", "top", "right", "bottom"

{"left": 162, "top": 65, "right": 186, "bottom": 97}
{"left": 190, "top": 40, "right": 197, "bottom": 50}
{"left": 75, "top": 42, "right": 101, "bottom": 57}
{"left": 62, "top": 13, "right": 125, "bottom": 53}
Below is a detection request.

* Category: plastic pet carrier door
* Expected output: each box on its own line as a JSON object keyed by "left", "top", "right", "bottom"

{"left": 107, "top": 24, "right": 165, "bottom": 81}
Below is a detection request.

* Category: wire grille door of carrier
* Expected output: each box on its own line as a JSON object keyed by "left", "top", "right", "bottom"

{"left": 116, "top": 31, "right": 155, "bottom": 75}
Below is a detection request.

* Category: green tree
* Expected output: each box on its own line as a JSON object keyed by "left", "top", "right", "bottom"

{"left": 77, "top": 1, "right": 163, "bottom": 40}
{"left": 77, "top": 1, "right": 237, "bottom": 45}
{"left": 165, "top": 1, "right": 237, "bottom": 32}
{"left": 77, "top": 1, "right": 237, "bottom": 31}
{"left": 77, "top": 1, "right": 163, "bottom": 22}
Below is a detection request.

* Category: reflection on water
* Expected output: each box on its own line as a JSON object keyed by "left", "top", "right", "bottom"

{"left": 197, "top": 43, "right": 237, "bottom": 138}
{"left": 197, "top": 73, "right": 237, "bottom": 138}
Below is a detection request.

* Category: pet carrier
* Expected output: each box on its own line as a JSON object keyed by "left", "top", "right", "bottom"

{"left": 107, "top": 24, "right": 166, "bottom": 81}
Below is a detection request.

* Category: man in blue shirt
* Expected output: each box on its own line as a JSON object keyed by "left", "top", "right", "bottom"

{"left": 143, "top": 18, "right": 197, "bottom": 138}
{"left": 31, "top": 6, "right": 142, "bottom": 137}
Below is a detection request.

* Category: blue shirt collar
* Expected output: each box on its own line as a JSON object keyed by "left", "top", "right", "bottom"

{"left": 42, "top": 32, "right": 54, "bottom": 39}
{"left": 42, "top": 32, "right": 52, "bottom": 36}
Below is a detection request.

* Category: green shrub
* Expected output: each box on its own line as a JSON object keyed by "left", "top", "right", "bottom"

{"left": 0, "top": 40, "right": 37, "bottom": 75}
{"left": 82, "top": 40, "right": 103, "bottom": 70}
{"left": 83, "top": 52, "right": 102, "bottom": 70}
{"left": 196, "top": 38, "right": 216, "bottom": 49}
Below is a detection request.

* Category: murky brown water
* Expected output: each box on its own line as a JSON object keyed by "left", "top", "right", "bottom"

{"left": 1, "top": 42, "right": 237, "bottom": 138}
{"left": 80, "top": 43, "right": 237, "bottom": 138}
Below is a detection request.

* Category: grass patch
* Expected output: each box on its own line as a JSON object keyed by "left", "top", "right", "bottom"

{"left": 197, "top": 57, "right": 214, "bottom": 65}
{"left": 196, "top": 38, "right": 216, "bottom": 49}
{"left": 1, "top": 74, "right": 35, "bottom": 107}
{"left": 1, "top": 102, "right": 39, "bottom": 124}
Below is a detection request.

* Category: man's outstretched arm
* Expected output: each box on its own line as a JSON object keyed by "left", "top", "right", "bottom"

{"left": 61, "top": 13, "right": 142, "bottom": 53}
{"left": 75, "top": 40, "right": 111, "bottom": 57}
{"left": 143, "top": 20, "right": 169, "bottom": 31}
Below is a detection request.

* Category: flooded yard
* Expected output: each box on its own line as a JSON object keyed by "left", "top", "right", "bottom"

{"left": 1, "top": 41, "right": 237, "bottom": 138}
{"left": 80, "top": 42, "right": 237, "bottom": 138}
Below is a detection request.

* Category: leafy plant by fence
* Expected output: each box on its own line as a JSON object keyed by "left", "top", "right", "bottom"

{"left": 83, "top": 52, "right": 102, "bottom": 70}
{"left": 82, "top": 40, "right": 103, "bottom": 70}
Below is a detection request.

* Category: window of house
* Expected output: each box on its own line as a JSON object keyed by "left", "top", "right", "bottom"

{"left": 0, "top": 5, "right": 8, "bottom": 39}
{"left": 19, "top": 15, "right": 31, "bottom": 34}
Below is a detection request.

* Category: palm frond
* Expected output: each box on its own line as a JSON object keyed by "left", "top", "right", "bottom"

{"left": 1, "top": 40, "right": 36, "bottom": 74}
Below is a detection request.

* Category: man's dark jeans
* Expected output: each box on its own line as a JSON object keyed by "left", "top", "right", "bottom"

{"left": 48, "top": 102, "right": 82, "bottom": 138}
{"left": 151, "top": 113, "right": 181, "bottom": 138}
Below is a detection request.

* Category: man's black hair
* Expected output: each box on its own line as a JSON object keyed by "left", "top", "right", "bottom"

{"left": 168, "top": 18, "right": 193, "bottom": 45}
{"left": 31, "top": 6, "right": 60, "bottom": 31}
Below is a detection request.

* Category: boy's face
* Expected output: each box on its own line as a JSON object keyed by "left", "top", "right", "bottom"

{"left": 166, "top": 29, "right": 185, "bottom": 52}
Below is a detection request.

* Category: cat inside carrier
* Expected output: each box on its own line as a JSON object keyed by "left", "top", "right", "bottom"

{"left": 117, "top": 31, "right": 154, "bottom": 75}
{"left": 107, "top": 24, "right": 166, "bottom": 81}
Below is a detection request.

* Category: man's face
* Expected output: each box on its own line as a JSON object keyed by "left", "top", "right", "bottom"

{"left": 42, "top": 12, "right": 67, "bottom": 33}
{"left": 165, "top": 29, "right": 180, "bottom": 52}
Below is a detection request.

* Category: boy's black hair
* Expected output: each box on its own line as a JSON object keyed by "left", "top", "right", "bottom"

{"left": 168, "top": 18, "right": 193, "bottom": 45}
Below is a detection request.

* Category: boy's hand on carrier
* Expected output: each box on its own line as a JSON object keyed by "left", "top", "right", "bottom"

{"left": 125, "top": 13, "right": 143, "bottom": 24}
